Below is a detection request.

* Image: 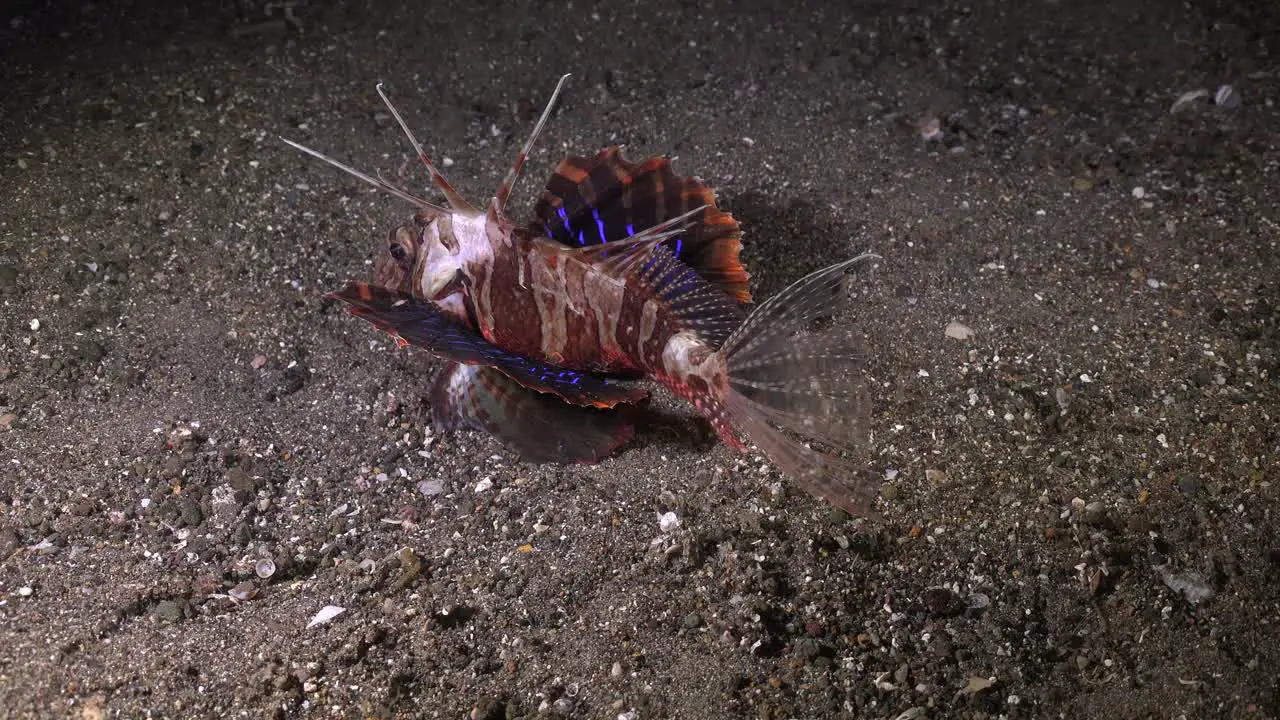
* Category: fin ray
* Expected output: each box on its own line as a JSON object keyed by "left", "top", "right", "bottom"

{"left": 718, "top": 254, "right": 882, "bottom": 516}
{"left": 375, "top": 83, "right": 476, "bottom": 214}
{"left": 495, "top": 74, "right": 572, "bottom": 213}
{"left": 629, "top": 244, "right": 747, "bottom": 349}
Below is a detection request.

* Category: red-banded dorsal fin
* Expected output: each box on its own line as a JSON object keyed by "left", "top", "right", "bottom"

{"left": 529, "top": 147, "right": 751, "bottom": 303}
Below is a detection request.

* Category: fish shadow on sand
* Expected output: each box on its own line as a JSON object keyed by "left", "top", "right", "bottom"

{"left": 621, "top": 399, "right": 721, "bottom": 456}
{"left": 724, "top": 190, "right": 865, "bottom": 300}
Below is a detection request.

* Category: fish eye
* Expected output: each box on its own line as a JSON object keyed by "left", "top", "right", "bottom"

{"left": 387, "top": 226, "right": 417, "bottom": 264}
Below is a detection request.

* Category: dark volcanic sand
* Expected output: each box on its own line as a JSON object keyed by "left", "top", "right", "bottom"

{"left": 1, "top": 1, "right": 1277, "bottom": 717}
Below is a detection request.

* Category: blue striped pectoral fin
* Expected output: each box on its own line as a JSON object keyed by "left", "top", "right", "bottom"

{"left": 326, "top": 281, "right": 647, "bottom": 408}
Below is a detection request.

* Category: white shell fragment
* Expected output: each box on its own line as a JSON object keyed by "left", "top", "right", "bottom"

{"left": 227, "top": 582, "right": 258, "bottom": 602}
{"left": 1170, "top": 85, "right": 1240, "bottom": 114}
{"left": 1170, "top": 88, "right": 1209, "bottom": 114}
{"left": 1158, "top": 566, "right": 1215, "bottom": 605}
{"left": 306, "top": 604, "right": 346, "bottom": 629}
{"left": 1213, "top": 84, "right": 1240, "bottom": 109}
{"left": 945, "top": 321, "right": 975, "bottom": 341}
{"left": 659, "top": 511, "right": 681, "bottom": 533}
{"left": 255, "top": 558, "right": 276, "bottom": 579}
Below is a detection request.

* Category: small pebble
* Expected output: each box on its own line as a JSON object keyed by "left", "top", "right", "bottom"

{"left": 659, "top": 511, "right": 680, "bottom": 533}
{"left": 1055, "top": 387, "right": 1071, "bottom": 412}
{"left": 1161, "top": 568, "right": 1215, "bottom": 604}
{"left": 255, "top": 558, "right": 277, "bottom": 579}
{"left": 18, "top": 586, "right": 33, "bottom": 597}
{"left": 967, "top": 592, "right": 991, "bottom": 611}
{"left": 918, "top": 116, "right": 944, "bottom": 141}
{"left": 1170, "top": 88, "right": 1209, "bottom": 113}
{"left": 228, "top": 582, "right": 258, "bottom": 602}
{"left": 28, "top": 318, "right": 39, "bottom": 331}
{"left": 251, "top": 354, "right": 268, "bottom": 369}
{"left": 1213, "top": 84, "right": 1240, "bottom": 109}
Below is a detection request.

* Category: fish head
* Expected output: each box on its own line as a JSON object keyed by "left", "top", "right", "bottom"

{"left": 375, "top": 210, "right": 493, "bottom": 301}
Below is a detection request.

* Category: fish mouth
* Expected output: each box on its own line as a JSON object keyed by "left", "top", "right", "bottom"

{"left": 426, "top": 269, "right": 465, "bottom": 301}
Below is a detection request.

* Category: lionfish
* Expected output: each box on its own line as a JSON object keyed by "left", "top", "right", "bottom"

{"left": 284, "top": 75, "right": 879, "bottom": 515}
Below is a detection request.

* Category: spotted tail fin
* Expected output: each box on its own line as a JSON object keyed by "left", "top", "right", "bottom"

{"left": 719, "top": 255, "right": 881, "bottom": 516}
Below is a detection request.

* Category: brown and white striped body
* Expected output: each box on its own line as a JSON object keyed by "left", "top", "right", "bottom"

{"left": 290, "top": 75, "right": 879, "bottom": 515}
{"left": 377, "top": 201, "right": 744, "bottom": 445}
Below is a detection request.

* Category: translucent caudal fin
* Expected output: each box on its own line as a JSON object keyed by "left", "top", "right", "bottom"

{"left": 720, "top": 254, "right": 880, "bottom": 516}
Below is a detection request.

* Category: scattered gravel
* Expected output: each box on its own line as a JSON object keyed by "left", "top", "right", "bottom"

{"left": 1, "top": 0, "right": 1276, "bottom": 717}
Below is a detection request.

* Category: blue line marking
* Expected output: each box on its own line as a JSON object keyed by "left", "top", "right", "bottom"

{"left": 674, "top": 237, "right": 683, "bottom": 256}
{"left": 592, "top": 207, "right": 607, "bottom": 244}
{"left": 577, "top": 230, "right": 585, "bottom": 246}
{"left": 626, "top": 223, "right": 635, "bottom": 237}
{"left": 557, "top": 206, "right": 573, "bottom": 236}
